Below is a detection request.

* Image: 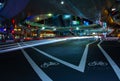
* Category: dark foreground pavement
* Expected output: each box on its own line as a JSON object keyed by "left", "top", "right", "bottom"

{"left": 0, "top": 39, "right": 120, "bottom": 81}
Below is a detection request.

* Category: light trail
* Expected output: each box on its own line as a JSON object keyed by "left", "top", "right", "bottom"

{"left": 0, "top": 43, "right": 18, "bottom": 48}
{"left": 0, "top": 36, "right": 95, "bottom": 53}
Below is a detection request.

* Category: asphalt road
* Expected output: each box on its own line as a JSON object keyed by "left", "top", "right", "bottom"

{"left": 0, "top": 38, "right": 120, "bottom": 81}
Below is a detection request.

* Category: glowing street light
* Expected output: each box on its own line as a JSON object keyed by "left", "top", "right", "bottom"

{"left": 63, "top": 15, "right": 71, "bottom": 19}
{"left": 76, "top": 27, "right": 79, "bottom": 30}
{"left": 111, "top": 8, "right": 116, "bottom": 11}
{"left": 53, "top": 28, "right": 56, "bottom": 31}
{"left": 61, "top": 1, "right": 64, "bottom": 5}
{"left": 36, "top": 17, "right": 40, "bottom": 21}
{"left": 41, "top": 27, "right": 45, "bottom": 30}
{"left": 47, "top": 13, "right": 53, "bottom": 17}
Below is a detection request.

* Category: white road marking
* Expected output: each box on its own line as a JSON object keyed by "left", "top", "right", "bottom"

{"left": 32, "top": 40, "right": 96, "bottom": 73}
{"left": 78, "top": 40, "right": 97, "bottom": 72}
{"left": 98, "top": 41, "right": 120, "bottom": 80}
{"left": 18, "top": 43, "right": 53, "bottom": 81}
{"left": 32, "top": 47, "right": 82, "bottom": 72}
{"left": 78, "top": 44, "right": 89, "bottom": 72}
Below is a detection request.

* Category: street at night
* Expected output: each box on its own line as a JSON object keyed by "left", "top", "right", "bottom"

{"left": 0, "top": 37, "right": 120, "bottom": 81}
{"left": 0, "top": 0, "right": 120, "bottom": 81}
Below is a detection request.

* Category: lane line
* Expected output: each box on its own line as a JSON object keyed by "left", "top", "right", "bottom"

{"left": 0, "top": 46, "right": 22, "bottom": 53}
{"left": 32, "top": 47, "right": 81, "bottom": 72}
{"left": 18, "top": 43, "right": 53, "bottom": 81}
{"left": 98, "top": 41, "right": 120, "bottom": 80}
{"left": 78, "top": 40, "right": 97, "bottom": 72}
{"left": 78, "top": 44, "right": 89, "bottom": 72}
{"left": 31, "top": 40, "right": 97, "bottom": 73}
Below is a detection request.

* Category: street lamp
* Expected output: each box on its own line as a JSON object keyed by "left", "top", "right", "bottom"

{"left": 60, "top": 1, "right": 64, "bottom": 5}
{"left": 47, "top": 13, "right": 53, "bottom": 17}
{"left": 36, "top": 17, "right": 40, "bottom": 21}
{"left": 76, "top": 27, "right": 79, "bottom": 30}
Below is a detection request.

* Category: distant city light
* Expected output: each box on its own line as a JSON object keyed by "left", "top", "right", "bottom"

{"left": 36, "top": 17, "right": 40, "bottom": 21}
{"left": 76, "top": 27, "right": 79, "bottom": 30}
{"left": 92, "top": 32, "right": 96, "bottom": 35}
{"left": 112, "top": 8, "right": 116, "bottom": 11}
{"left": 11, "top": 30, "right": 15, "bottom": 34}
{"left": 47, "top": 13, "right": 53, "bottom": 17}
{"left": 0, "top": 0, "right": 6, "bottom": 10}
{"left": 12, "top": 19, "right": 15, "bottom": 24}
{"left": 72, "top": 21, "right": 79, "bottom": 25}
{"left": 41, "top": 27, "right": 45, "bottom": 30}
{"left": 0, "top": 3, "right": 2, "bottom": 5}
{"left": 0, "top": 3, "right": 4, "bottom": 9}
{"left": 84, "top": 21, "right": 89, "bottom": 26}
{"left": 4, "top": 28, "right": 6, "bottom": 31}
{"left": 63, "top": 15, "right": 71, "bottom": 19}
{"left": 53, "top": 28, "right": 56, "bottom": 31}
{"left": 102, "top": 22, "right": 107, "bottom": 28}
{"left": 61, "top": 1, "right": 64, "bottom": 4}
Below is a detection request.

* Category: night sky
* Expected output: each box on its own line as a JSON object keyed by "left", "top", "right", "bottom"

{"left": 0, "top": 0, "right": 115, "bottom": 21}
{"left": 24, "top": 0, "right": 113, "bottom": 21}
